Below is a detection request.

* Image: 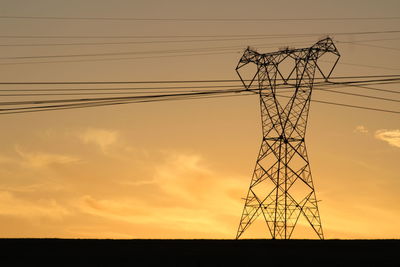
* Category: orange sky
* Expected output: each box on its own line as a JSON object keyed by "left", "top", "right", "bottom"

{"left": 0, "top": 0, "right": 399, "bottom": 239}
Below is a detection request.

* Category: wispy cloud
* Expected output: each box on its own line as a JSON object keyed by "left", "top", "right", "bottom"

{"left": 0, "top": 191, "right": 70, "bottom": 221}
{"left": 78, "top": 128, "right": 119, "bottom": 152}
{"left": 354, "top": 125, "right": 368, "bottom": 134}
{"left": 0, "top": 154, "right": 15, "bottom": 164}
{"left": 375, "top": 129, "right": 400, "bottom": 148}
{"left": 15, "top": 146, "right": 79, "bottom": 168}
{"left": 154, "top": 154, "right": 213, "bottom": 200}
{"left": 78, "top": 194, "right": 233, "bottom": 236}
{"left": 76, "top": 152, "right": 246, "bottom": 237}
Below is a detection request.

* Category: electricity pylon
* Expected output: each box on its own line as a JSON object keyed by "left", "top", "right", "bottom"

{"left": 236, "top": 37, "right": 340, "bottom": 239}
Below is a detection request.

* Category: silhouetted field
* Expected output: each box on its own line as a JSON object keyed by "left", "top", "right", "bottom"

{"left": 1, "top": 239, "right": 399, "bottom": 266}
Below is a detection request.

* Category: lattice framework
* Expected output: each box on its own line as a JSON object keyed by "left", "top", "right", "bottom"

{"left": 236, "top": 37, "right": 340, "bottom": 239}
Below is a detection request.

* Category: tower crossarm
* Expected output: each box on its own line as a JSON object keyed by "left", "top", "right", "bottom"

{"left": 236, "top": 37, "right": 340, "bottom": 88}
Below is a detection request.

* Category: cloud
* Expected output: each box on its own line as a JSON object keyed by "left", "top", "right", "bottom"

{"left": 78, "top": 194, "right": 232, "bottom": 236}
{"left": 0, "top": 191, "right": 70, "bottom": 221}
{"left": 15, "top": 146, "right": 79, "bottom": 168}
{"left": 354, "top": 125, "right": 368, "bottom": 134}
{"left": 76, "top": 152, "right": 246, "bottom": 237}
{"left": 154, "top": 152, "right": 246, "bottom": 211}
{"left": 375, "top": 129, "right": 400, "bottom": 148}
{"left": 154, "top": 154, "right": 213, "bottom": 200}
{"left": 0, "top": 155, "right": 15, "bottom": 164}
{"left": 78, "top": 128, "right": 119, "bottom": 152}
{"left": 0, "top": 134, "right": 249, "bottom": 238}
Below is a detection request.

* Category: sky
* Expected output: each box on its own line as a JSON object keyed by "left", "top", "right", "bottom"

{"left": 0, "top": 0, "right": 399, "bottom": 239}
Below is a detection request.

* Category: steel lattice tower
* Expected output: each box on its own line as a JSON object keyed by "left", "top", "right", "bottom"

{"left": 236, "top": 37, "right": 340, "bottom": 239}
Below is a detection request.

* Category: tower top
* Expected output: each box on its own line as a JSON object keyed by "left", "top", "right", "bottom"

{"left": 236, "top": 37, "right": 340, "bottom": 87}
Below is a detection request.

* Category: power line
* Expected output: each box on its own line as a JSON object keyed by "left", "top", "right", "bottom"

{"left": 0, "top": 51, "right": 241, "bottom": 65}
{"left": 0, "top": 38, "right": 398, "bottom": 68}
{"left": 0, "top": 92, "right": 255, "bottom": 115}
{"left": 0, "top": 39, "right": 312, "bottom": 61}
{"left": 311, "top": 99, "right": 400, "bottom": 114}
{"left": 329, "top": 81, "right": 400, "bottom": 94}
{"left": 0, "top": 30, "right": 399, "bottom": 39}
{"left": 0, "top": 34, "right": 316, "bottom": 39}
{"left": 0, "top": 90, "right": 250, "bottom": 114}
{"left": 0, "top": 79, "right": 244, "bottom": 85}
{"left": 0, "top": 80, "right": 399, "bottom": 100}
{"left": 1, "top": 75, "right": 399, "bottom": 85}
{"left": 1, "top": 36, "right": 399, "bottom": 48}
{"left": 0, "top": 42, "right": 290, "bottom": 65}
{"left": 2, "top": 15, "right": 400, "bottom": 22}
{"left": 0, "top": 89, "right": 243, "bottom": 97}
{"left": 0, "top": 40, "right": 350, "bottom": 60}
{"left": 0, "top": 89, "right": 397, "bottom": 115}
{"left": 325, "top": 77, "right": 400, "bottom": 85}
{"left": 2, "top": 48, "right": 399, "bottom": 70}
{"left": 321, "top": 60, "right": 400, "bottom": 71}
{"left": 0, "top": 84, "right": 245, "bottom": 92}
{"left": 0, "top": 79, "right": 397, "bottom": 109}
{"left": 0, "top": 36, "right": 398, "bottom": 49}
{"left": 1, "top": 88, "right": 398, "bottom": 115}
{"left": 314, "top": 87, "right": 400, "bottom": 103}
{"left": 337, "top": 40, "right": 400, "bottom": 51}
{"left": 337, "top": 37, "right": 400, "bottom": 43}
{"left": 2, "top": 51, "right": 398, "bottom": 68}
{"left": 0, "top": 36, "right": 304, "bottom": 47}
{"left": 274, "top": 94, "right": 400, "bottom": 114}
{"left": 0, "top": 45, "right": 249, "bottom": 60}
{"left": 0, "top": 89, "right": 246, "bottom": 106}
{"left": 0, "top": 78, "right": 399, "bottom": 107}
{"left": 0, "top": 82, "right": 400, "bottom": 104}
{"left": 2, "top": 87, "right": 398, "bottom": 104}
{"left": 342, "top": 62, "right": 400, "bottom": 71}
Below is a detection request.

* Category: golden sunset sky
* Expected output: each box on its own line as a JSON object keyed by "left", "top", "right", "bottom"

{"left": 0, "top": 0, "right": 399, "bottom": 239}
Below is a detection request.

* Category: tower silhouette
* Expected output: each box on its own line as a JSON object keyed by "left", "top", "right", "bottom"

{"left": 236, "top": 37, "right": 340, "bottom": 239}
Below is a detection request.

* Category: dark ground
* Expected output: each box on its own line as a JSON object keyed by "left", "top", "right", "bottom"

{"left": 1, "top": 239, "right": 399, "bottom": 266}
